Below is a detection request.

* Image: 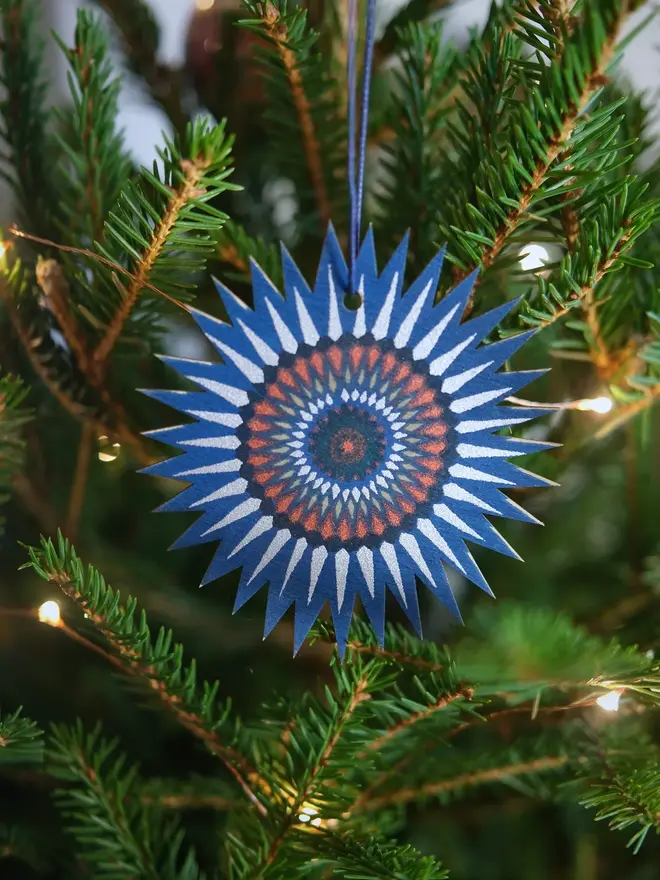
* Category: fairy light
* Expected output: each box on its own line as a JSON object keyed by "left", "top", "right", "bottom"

{"left": 0, "top": 241, "right": 7, "bottom": 260}
{"left": 97, "top": 434, "right": 121, "bottom": 462}
{"left": 519, "top": 244, "right": 550, "bottom": 271}
{"left": 575, "top": 396, "right": 613, "bottom": 414}
{"left": 38, "top": 600, "right": 61, "bottom": 626}
{"left": 596, "top": 690, "right": 621, "bottom": 712}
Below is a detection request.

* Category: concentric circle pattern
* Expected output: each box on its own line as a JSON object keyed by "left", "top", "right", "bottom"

{"left": 145, "top": 227, "right": 552, "bottom": 654}
{"left": 239, "top": 337, "right": 450, "bottom": 551}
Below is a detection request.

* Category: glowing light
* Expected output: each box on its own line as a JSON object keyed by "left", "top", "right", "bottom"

{"left": 97, "top": 434, "right": 121, "bottom": 462}
{"left": 38, "top": 600, "right": 61, "bottom": 626}
{"left": 519, "top": 244, "right": 550, "bottom": 271}
{"left": 576, "top": 396, "right": 613, "bottom": 414}
{"left": 298, "top": 813, "right": 311, "bottom": 823}
{"left": 311, "top": 817, "right": 322, "bottom": 827}
{"left": 596, "top": 690, "right": 621, "bottom": 712}
{"left": 0, "top": 241, "right": 7, "bottom": 259}
{"left": 300, "top": 805, "right": 318, "bottom": 817}
{"left": 196, "top": 0, "right": 215, "bottom": 9}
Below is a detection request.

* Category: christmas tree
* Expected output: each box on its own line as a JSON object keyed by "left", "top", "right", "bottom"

{"left": 1, "top": 0, "right": 660, "bottom": 877}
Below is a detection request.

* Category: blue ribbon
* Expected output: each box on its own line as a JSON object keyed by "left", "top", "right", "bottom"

{"left": 347, "top": 0, "right": 376, "bottom": 294}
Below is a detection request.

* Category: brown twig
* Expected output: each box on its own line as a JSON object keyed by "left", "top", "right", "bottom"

{"left": 140, "top": 791, "right": 239, "bottom": 812}
{"left": 347, "top": 640, "right": 445, "bottom": 673}
{"left": 92, "top": 154, "right": 212, "bottom": 374}
{"left": 261, "top": 2, "right": 331, "bottom": 227}
{"left": 44, "top": 568, "right": 266, "bottom": 816}
{"left": 357, "top": 755, "right": 571, "bottom": 812}
{"left": 535, "top": 229, "right": 632, "bottom": 332}
{"left": 66, "top": 422, "right": 94, "bottom": 540}
{"left": 358, "top": 688, "right": 473, "bottom": 758}
{"left": 218, "top": 243, "right": 250, "bottom": 275}
{"left": 583, "top": 285, "right": 611, "bottom": 375}
{"left": 35, "top": 258, "right": 91, "bottom": 376}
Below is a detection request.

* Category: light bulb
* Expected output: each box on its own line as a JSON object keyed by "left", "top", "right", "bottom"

{"left": 298, "top": 813, "right": 311, "bottom": 823}
{"left": 596, "top": 690, "right": 621, "bottom": 712}
{"left": 38, "top": 600, "right": 61, "bottom": 626}
{"left": 519, "top": 244, "right": 550, "bottom": 271}
{"left": 577, "top": 396, "right": 613, "bottom": 414}
{"left": 0, "top": 241, "right": 7, "bottom": 259}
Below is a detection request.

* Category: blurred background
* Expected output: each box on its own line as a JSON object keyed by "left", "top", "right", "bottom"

{"left": 1, "top": 1, "right": 660, "bottom": 878}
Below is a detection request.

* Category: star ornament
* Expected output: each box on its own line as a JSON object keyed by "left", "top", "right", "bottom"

{"left": 142, "top": 227, "right": 556, "bottom": 655}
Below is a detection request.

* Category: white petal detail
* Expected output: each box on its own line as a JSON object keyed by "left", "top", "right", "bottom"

{"left": 309, "top": 546, "right": 328, "bottom": 602}
{"left": 282, "top": 538, "right": 307, "bottom": 593}
{"left": 412, "top": 304, "right": 460, "bottom": 360}
{"left": 237, "top": 319, "right": 279, "bottom": 366}
{"left": 294, "top": 288, "right": 320, "bottom": 345}
{"left": 327, "top": 267, "right": 343, "bottom": 341}
{"left": 202, "top": 497, "right": 261, "bottom": 536}
{"left": 180, "top": 436, "right": 240, "bottom": 449}
{"left": 457, "top": 443, "right": 521, "bottom": 459}
{"left": 433, "top": 503, "right": 482, "bottom": 539}
{"left": 229, "top": 516, "right": 274, "bottom": 557}
{"left": 357, "top": 546, "right": 375, "bottom": 598}
{"left": 417, "top": 517, "right": 464, "bottom": 571}
{"left": 393, "top": 278, "right": 434, "bottom": 349}
{"left": 380, "top": 542, "right": 406, "bottom": 605}
{"left": 441, "top": 360, "right": 493, "bottom": 395}
{"left": 448, "top": 463, "right": 514, "bottom": 484}
{"left": 190, "top": 478, "right": 248, "bottom": 507}
{"left": 335, "top": 549, "right": 349, "bottom": 610}
{"left": 429, "top": 334, "right": 476, "bottom": 377}
{"left": 188, "top": 377, "right": 250, "bottom": 407}
{"left": 265, "top": 298, "right": 298, "bottom": 353}
{"left": 450, "top": 387, "right": 511, "bottom": 413}
{"left": 372, "top": 272, "right": 400, "bottom": 340}
{"left": 211, "top": 338, "right": 264, "bottom": 383}
{"left": 353, "top": 275, "right": 366, "bottom": 337}
{"left": 247, "top": 530, "right": 291, "bottom": 583}
{"left": 442, "top": 481, "right": 499, "bottom": 513}
{"left": 399, "top": 533, "right": 437, "bottom": 587}
{"left": 187, "top": 410, "right": 242, "bottom": 428}
{"left": 456, "top": 415, "right": 531, "bottom": 434}
{"left": 175, "top": 459, "right": 242, "bottom": 477}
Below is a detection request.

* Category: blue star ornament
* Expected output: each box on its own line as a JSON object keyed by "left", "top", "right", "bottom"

{"left": 142, "top": 226, "right": 556, "bottom": 655}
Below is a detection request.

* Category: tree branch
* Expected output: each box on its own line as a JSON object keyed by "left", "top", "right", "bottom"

{"left": 454, "top": 12, "right": 622, "bottom": 288}
{"left": 42, "top": 565, "right": 266, "bottom": 816}
{"left": 92, "top": 154, "right": 213, "bottom": 373}
{"left": 357, "top": 755, "right": 571, "bottom": 812}
{"left": 261, "top": 2, "right": 331, "bottom": 227}
{"left": 357, "top": 687, "right": 473, "bottom": 758}
{"left": 254, "top": 677, "right": 371, "bottom": 876}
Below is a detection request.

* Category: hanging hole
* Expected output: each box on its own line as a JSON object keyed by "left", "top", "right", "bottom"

{"left": 343, "top": 290, "right": 362, "bottom": 311}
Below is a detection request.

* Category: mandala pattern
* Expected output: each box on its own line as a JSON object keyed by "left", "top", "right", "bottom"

{"left": 142, "top": 226, "right": 555, "bottom": 654}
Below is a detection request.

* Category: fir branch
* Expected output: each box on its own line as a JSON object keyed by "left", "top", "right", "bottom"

{"left": 24, "top": 533, "right": 266, "bottom": 815}
{"left": 360, "top": 687, "right": 473, "bottom": 757}
{"left": 240, "top": 0, "right": 346, "bottom": 232}
{"left": 0, "top": 372, "right": 31, "bottom": 528}
{"left": 217, "top": 220, "right": 283, "bottom": 287}
{"left": 442, "top": 0, "right": 636, "bottom": 290}
{"left": 0, "top": 0, "right": 60, "bottom": 240}
{"left": 0, "top": 707, "right": 43, "bottom": 765}
{"left": 296, "top": 830, "right": 449, "bottom": 880}
{"left": 260, "top": 2, "right": 330, "bottom": 226}
{"left": 92, "top": 120, "right": 236, "bottom": 372}
{"left": 377, "top": 21, "right": 460, "bottom": 271}
{"left": 358, "top": 754, "right": 571, "bottom": 812}
{"left": 252, "top": 675, "right": 372, "bottom": 875}
{"left": 49, "top": 722, "right": 204, "bottom": 879}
